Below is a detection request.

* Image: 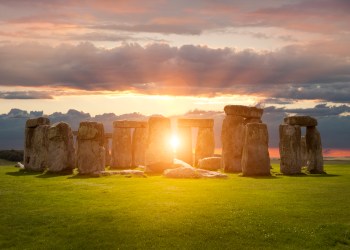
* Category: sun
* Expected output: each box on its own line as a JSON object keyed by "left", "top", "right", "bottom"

{"left": 170, "top": 135, "right": 180, "bottom": 152}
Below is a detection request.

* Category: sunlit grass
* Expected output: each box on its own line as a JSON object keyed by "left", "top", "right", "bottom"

{"left": 0, "top": 161, "right": 350, "bottom": 249}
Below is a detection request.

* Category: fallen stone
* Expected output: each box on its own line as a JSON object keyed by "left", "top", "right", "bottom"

{"left": 96, "top": 170, "right": 146, "bottom": 178}
{"left": 111, "top": 127, "right": 132, "bottom": 168}
{"left": 145, "top": 116, "right": 173, "bottom": 172}
{"left": 224, "top": 105, "right": 263, "bottom": 118}
{"left": 77, "top": 122, "right": 105, "bottom": 174}
{"left": 221, "top": 115, "right": 245, "bottom": 172}
{"left": 113, "top": 120, "right": 148, "bottom": 128}
{"left": 25, "top": 117, "right": 50, "bottom": 128}
{"left": 173, "top": 158, "right": 193, "bottom": 169}
{"left": 306, "top": 126, "right": 324, "bottom": 174}
{"left": 15, "top": 162, "right": 24, "bottom": 169}
{"left": 176, "top": 127, "right": 193, "bottom": 165}
{"left": 241, "top": 123, "right": 271, "bottom": 176}
{"left": 284, "top": 116, "right": 318, "bottom": 127}
{"left": 279, "top": 124, "right": 302, "bottom": 174}
{"left": 47, "top": 122, "right": 75, "bottom": 173}
{"left": 163, "top": 166, "right": 227, "bottom": 179}
{"left": 198, "top": 157, "right": 222, "bottom": 171}
{"left": 177, "top": 118, "right": 214, "bottom": 128}
{"left": 195, "top": 127, "right": 215, "bottom": 165}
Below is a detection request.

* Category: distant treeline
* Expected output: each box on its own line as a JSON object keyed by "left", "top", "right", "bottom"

{"left": 0, "top": 150, "right": 24, "bottom": 162}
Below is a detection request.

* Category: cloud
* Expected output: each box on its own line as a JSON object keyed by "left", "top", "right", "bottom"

{"left": 1, "top": 0, "right": 350, "bottom": 39}
{"left": 0, "top": 91, "right": 53, "bottom": 99}
{"left": 0, "top": 42, "right": 349, "bottom": 102}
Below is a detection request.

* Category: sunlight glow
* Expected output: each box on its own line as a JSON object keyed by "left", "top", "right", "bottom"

{"left": 170, "top": 135, "right": 180, "bottom": 153}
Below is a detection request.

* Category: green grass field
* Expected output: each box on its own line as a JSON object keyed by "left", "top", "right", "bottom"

{"left": 1, "top": 161, "right": 350, "bottom": 250}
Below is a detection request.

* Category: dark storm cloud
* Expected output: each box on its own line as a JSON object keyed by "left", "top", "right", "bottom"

{"left": 0, "top": 42, "right": 349, "bottom": 102}
{"left": 0, "top": 91, "right": 53, "bottom": 99}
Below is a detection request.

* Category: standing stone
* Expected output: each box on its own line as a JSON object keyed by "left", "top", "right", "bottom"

{"left": 221, "top": 115, "right": 246, "bottom": 172}
{"left": 300, "top": 136, "right": 307, "bottom": 166}
{"left": 145, "top": 116, "right": 173, "bottom": 173}
{"left": 77, "top": 122, "right": 105, "bottom": 174}
{"left": 47, "top": 122, "right": 75, "bottom": 173}
{"left": 306, "top": 126, "right": 324, "bottom": 173}
{"left": 279, "top": 124, "right": 302, "bottom": 174}
{"left": 104, "top": 138, "right": 111, "bottom": 166}
{"left": 195, "top": 127, "right": 215, "bottom": 166}
{"left": 241, "top": 123, "right": 270, "bottom": 176}
{"left": 177, "top": 127, "right": 193, "bottom": 165}
{"left": 132, "top": 127, "right": 148, "bottom": 166}
{"left": 111, "top": 127, "right": 132, "bottom": 168}
{"left": 24, "top": 117, "right": 50, "bottom": 171}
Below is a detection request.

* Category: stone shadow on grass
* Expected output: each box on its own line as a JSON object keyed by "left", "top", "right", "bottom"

{"left": 6, "top": 169, "right": 42, "bottom": 176}
{"left": 36, "top": 171, "right": 73, "bottom": 178}
{"left": 238, "top": 174, "right": 280, "bottom": 179}
{"left": 282, "top": 173, "right": 339, "bottom": 177}
{"left": 67, "top": 174, "right": 100, "bottom": 179}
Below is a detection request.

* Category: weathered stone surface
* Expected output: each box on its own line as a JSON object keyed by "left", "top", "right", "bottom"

{"left": 96, "top": 170, "right": 146, "bottom": 178}
{"left": 24, "top": 125, "right": 50, "bottom": 171}
{"left": 77, "top": 122, "right": 105, "bottom": 174}
{"left": 284, "top": 116, "right": 318, "bottom": 127}
{"left": 47, "top": 122, "right": 75, "bottom": 173}
{"left": 279, "top": 124, "right": 302, "bottom": 174}
{"left": 306, "top": 127, "right": 324, "bottom": 173}
{"left": 241, "top": 123, "right": 271, "bottom": 176}
{"left": 243, "top": 118, "right": 262, "bottom": 125}
{"left": 111, "top": 127, "right": 132, "bottom": 168}
{"left": 198, "top": 157, "right": 222, "bottom": 171}
{"left": 221, "top": 115, "right": 246, "bottom": 172}
{"left": 195, "top": 127, "right": 215, "bottom": 165}
{"left": 25, "top": 117, "right": 50, "bottom": 128}
{"left": 104, "top": 138, "right": 111, "bottom": 166}
{"left": 173, "top": 159, "right": 193, "bottom": 169}
{"left": 77, "top": 121, "right": 104, "bottom": 142}
{"left": 145, "top": 116, "right": 173, "bottom": 172}
{"left": 113, "top": 120, "right": 148, "bottom": 128}
{"left": 301, "top": 136, "right": 307, "bottom": 166}
{"left": 176, "top": 127, "right": 193, "bottom": 165}
{"left": 224, "top": 105, "right": 263, "bottom": 118}
{"left": 177, "top": 119, "right": 214, "bottom": 128}
{"left": 132, "top": 127, "right": 148, "bottom": 166}
{"left": 163, "top": 166, "right": 227, "bottom": 179}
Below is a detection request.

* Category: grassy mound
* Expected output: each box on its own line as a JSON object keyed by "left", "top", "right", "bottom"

{"left": 0, "top": 149, "right": 23, "bottom": 162}
{"left": 0, "top": 162, "right": 350, "bottom": 249}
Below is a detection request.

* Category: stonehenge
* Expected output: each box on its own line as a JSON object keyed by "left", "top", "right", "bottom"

{"left": 177, "top": 118, "right": 215, "bottom": 166}
{"left": 22, "top": 106, "right": 325, "bottom": 177}
{"left": 279, "top": 116, "right": 324, "bottom": 174}
{"left": 76, "top": 121, "right": 105, "bottom": 174}
{"left": 222, "top": 105, "right": 270, "bottom": 175}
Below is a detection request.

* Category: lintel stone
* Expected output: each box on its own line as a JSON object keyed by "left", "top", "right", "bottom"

{"left": 113, "top": 120, "right": 148, "bottom": 128}
{"left": 26, "top": 117, "right": 50, "bottom": 128}
{"left": 284, "top": 116, "right": 318, "bottom": 126}
{"left": 224, "top": 105, "right": 263, "bottom": 118}
{"left": 177, "top": 118, "right": 214, "bottom": 128}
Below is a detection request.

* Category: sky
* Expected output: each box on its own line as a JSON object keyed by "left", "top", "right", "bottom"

{"left": 0, "top": 0, "right": 350, "bottom": 117}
